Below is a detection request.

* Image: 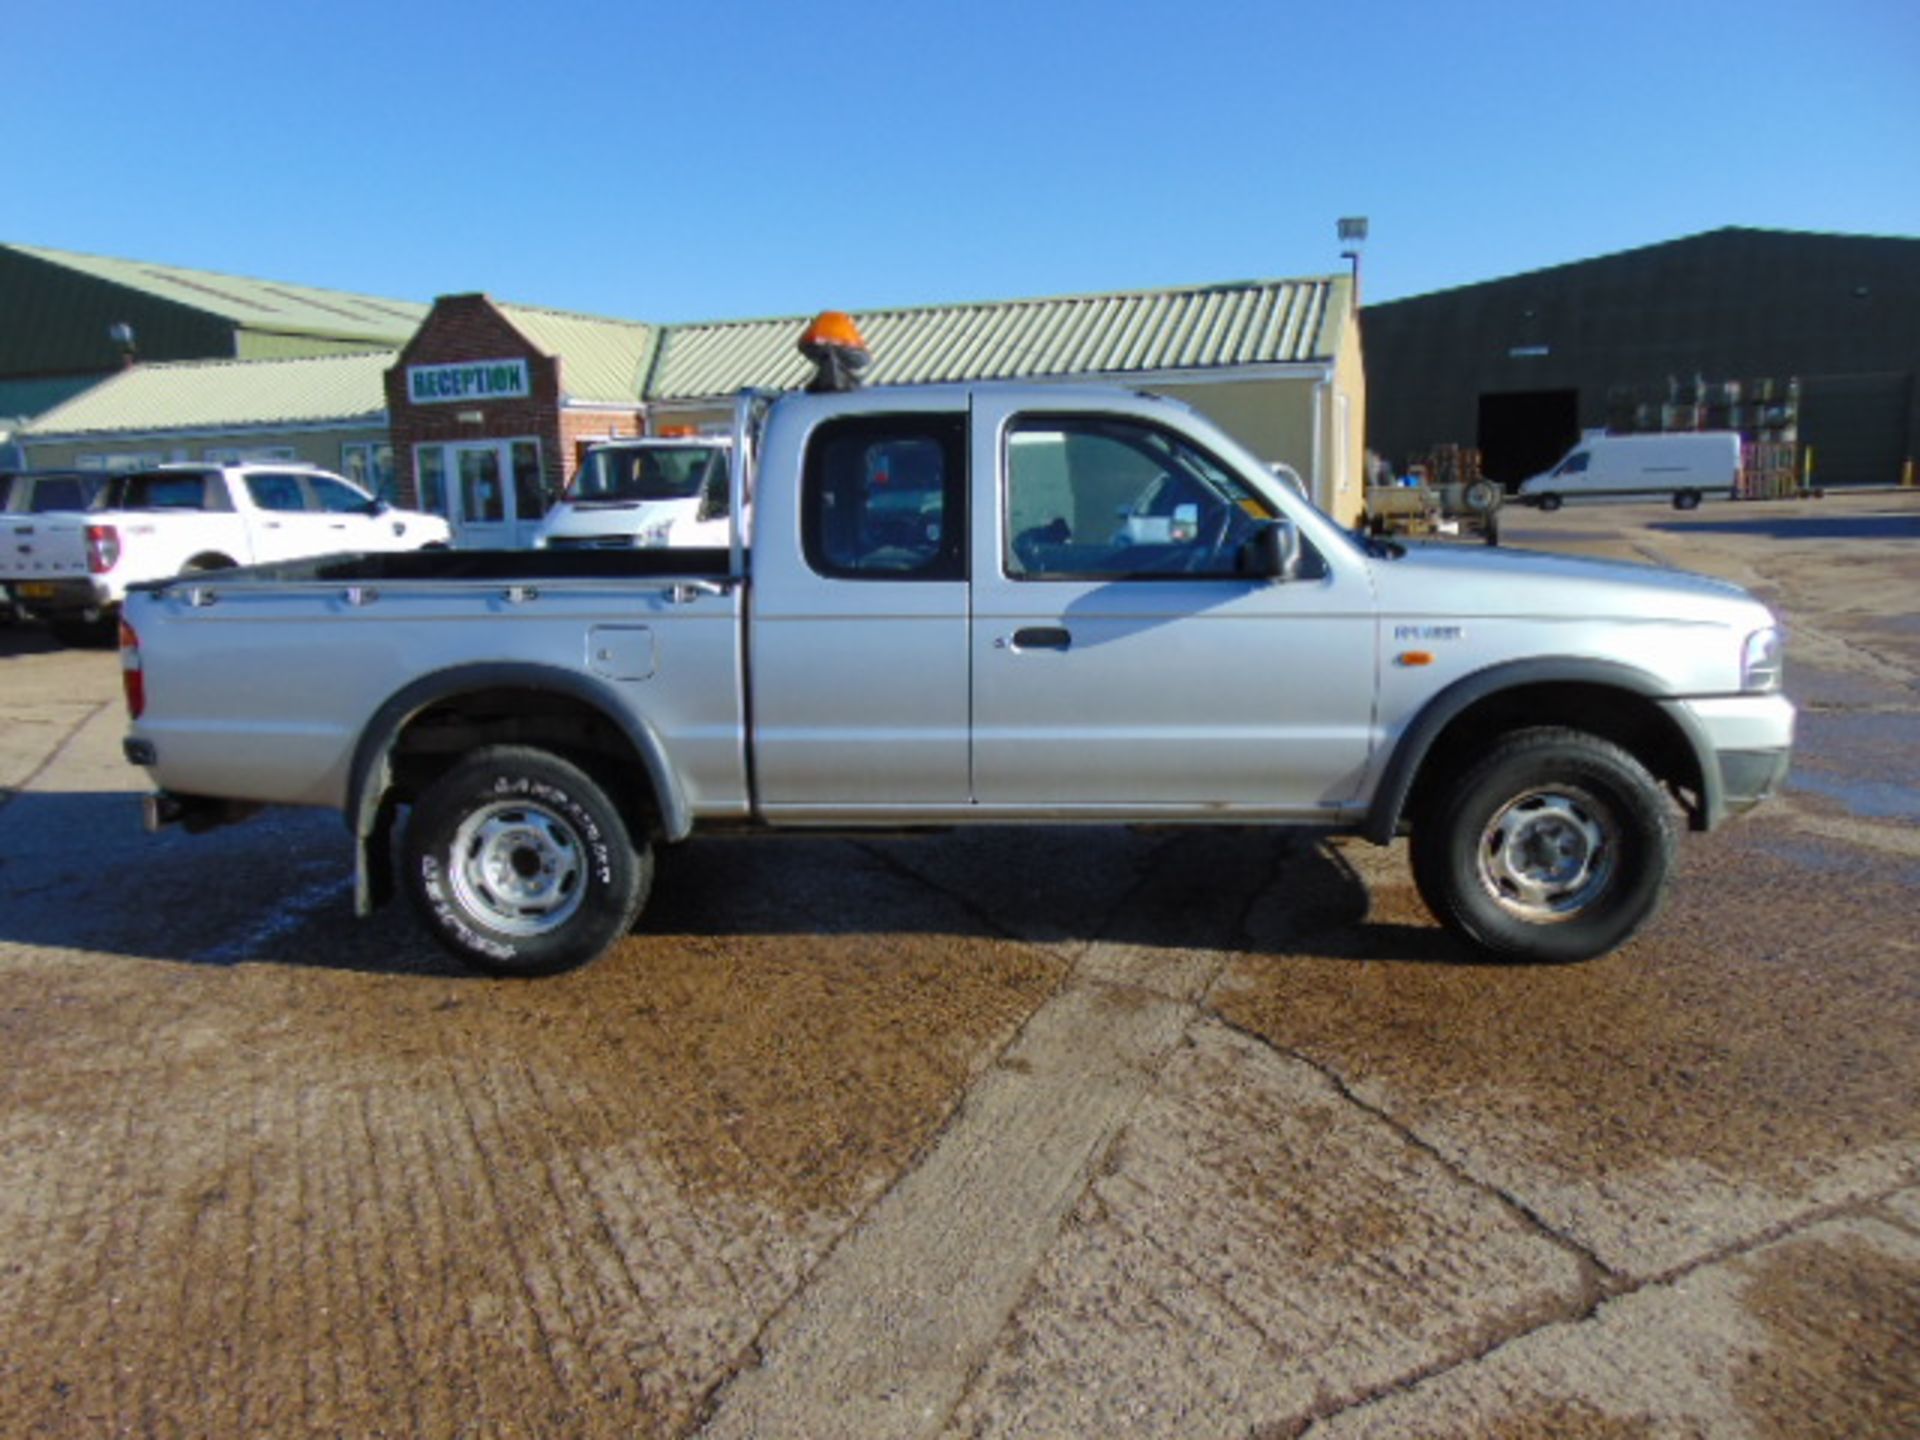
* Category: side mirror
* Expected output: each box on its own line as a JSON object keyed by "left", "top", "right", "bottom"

{"left": 364, "top": 497, "right": 390, "bottom": 517}
{"left": 1242, "top": 518, "right": 1302, "bottom": 581}
{"left": 1267, "top": 462, "right": 1308, "bottom": 501}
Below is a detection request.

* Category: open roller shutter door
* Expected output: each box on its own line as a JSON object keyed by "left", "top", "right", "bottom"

{"left": 1799, "top": 373, "right": 1911, "bottom": 487}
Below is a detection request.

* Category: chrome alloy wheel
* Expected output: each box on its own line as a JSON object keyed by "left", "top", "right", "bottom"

{"left": 1476, "top": 786, "right": 1618, "bottom": 922}
{"left": 449, "top": 800, "right": 587, "bottom": 937}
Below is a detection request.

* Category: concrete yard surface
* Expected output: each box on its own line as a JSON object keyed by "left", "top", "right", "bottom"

{"left": 0, "top": 491, "right": 1915, "bottom": 1437}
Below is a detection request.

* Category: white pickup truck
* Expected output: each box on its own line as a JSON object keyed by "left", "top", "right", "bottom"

{"left": 2, "top": 462, "right": 450, "bottom": 644}
{"left": 120, "top": 382, "right": 1794, "bottom": 976}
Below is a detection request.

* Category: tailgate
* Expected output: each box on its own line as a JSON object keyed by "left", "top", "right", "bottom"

{"left": 1, "top": 512, "right": 91, "bottom": 588}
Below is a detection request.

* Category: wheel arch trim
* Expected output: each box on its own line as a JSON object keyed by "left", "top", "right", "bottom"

{"left": 1363, "top": 657, "right": 1724, "bottom": 845}
{"left": 345, "top": 662, "right": 691, "bottom": 915}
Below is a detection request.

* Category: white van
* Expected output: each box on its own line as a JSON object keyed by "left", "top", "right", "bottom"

{"left": 533, "top": 436, "right": 734, "bottom": 550}
{"left": 1519, "top": 432, "right": 1740, "bottom": 511}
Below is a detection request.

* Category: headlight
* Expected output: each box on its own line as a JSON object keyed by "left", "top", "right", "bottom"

{"left": 1742, "top": 626, "right": 1783, "bottom": 692}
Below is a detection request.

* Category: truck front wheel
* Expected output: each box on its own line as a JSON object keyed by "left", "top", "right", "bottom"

{"left": 1410, "top": 728, "right": 1675, "bottom": 963}
{"left": 404, "top": 746, "right": 651, "bottom": 976}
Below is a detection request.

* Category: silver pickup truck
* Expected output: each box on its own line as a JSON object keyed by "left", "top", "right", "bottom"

{"left": 120, "top": 383, "right": 1793, "bottom": 975}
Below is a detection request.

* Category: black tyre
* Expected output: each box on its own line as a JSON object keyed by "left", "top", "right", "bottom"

{"left": 1410, "top": 728, "right": 1675, "bottom": 963}
{"left": 404, "top": 746, "right": 651, "bottom": 976}
{"left": 1463, "top": 479, "right": 1500, "bottom": 514}
{"left": 1672, "top": 490, "right": 1702, "bottom": 511}
{"left": 1536, "top": 493, "right": 1563, "bottom": 512}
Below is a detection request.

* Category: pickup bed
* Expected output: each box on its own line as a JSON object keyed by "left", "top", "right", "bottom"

{"left": 3, "top": 461, "right": 450, "bottom": 644}
{"left": 122, "top": 383, "right": 1794, "bottom": 974}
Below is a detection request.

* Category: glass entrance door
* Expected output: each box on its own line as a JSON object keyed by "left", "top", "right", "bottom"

{"left": 416, "top": 439, "right": 547, "bottom": 548}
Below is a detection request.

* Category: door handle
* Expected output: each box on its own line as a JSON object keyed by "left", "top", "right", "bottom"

{"left": 1008, "top": 626, "right": 1072, "bottom": 651}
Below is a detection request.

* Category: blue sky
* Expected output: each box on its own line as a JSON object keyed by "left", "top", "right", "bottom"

{"left": 10, "top": 0, "right": 1917, "bottom": 323}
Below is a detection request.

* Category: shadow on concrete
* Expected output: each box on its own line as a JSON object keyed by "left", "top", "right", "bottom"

{"left": 0, "top": 788, "right": 1483, "bottom": 978}
{"left": 1651, "top": 513, "right": 1920, "bottom": 542}
{"left": 0, "top": 621, "right": 63, "bottom": 659}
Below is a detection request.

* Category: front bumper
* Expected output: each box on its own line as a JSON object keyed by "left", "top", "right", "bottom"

{"left": 1717, "top": 747, "right": 1792, "bottom": 816}
{"left": 5, "top": 576, "right": 109, "bottom": 615}
{"left": 1664, "top": 692, "right": 1795, "bottom": 828}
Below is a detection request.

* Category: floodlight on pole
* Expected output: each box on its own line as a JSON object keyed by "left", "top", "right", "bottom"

{"left": 1337, "top": 217, "right": 1369, "bottom": 298}
{"left": 107, "top": 321, "right": 137, "bottom": 367}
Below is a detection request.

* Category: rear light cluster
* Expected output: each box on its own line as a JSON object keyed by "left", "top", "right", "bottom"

{"left": 119, "top": 619, "right": 145, "bottom": 719}
{"left": 86, "top": 524, "right": 121, "bottom": 574}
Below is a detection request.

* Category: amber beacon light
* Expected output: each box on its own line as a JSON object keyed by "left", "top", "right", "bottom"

{"left": 798, "top": 310, "right": 872, "bottom": 393}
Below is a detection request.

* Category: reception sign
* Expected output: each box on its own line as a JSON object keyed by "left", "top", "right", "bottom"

{"left": 408, "top": 358, "right": 532, "bottom": 405}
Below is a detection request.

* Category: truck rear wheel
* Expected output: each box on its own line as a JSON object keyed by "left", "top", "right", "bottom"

{"left": 1410, "top": 728, "right": 1674, "bottom": 963}
{"left": 404, "top": 746, "right": 651, "bottom": 976}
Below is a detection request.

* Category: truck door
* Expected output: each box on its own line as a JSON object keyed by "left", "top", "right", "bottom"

{"left": 748, "top": 408, "right": 973, "bottom": 814}
{"left": 968, "top": 397, "right": 1376, "bottom": 814}
{"left": 237, "top": 470, "right": 319, "bottom": 563}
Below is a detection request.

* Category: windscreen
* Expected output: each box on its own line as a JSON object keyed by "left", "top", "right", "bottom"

{"left": 568, "top": 445, "right": 725, "bottom": 504}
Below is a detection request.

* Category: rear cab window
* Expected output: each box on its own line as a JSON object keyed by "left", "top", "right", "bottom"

{"left": 801, "top": 414, "right": 967, "bottom": 580}
{"left": 114, "top": 471, "right": 222, "bottom": 511}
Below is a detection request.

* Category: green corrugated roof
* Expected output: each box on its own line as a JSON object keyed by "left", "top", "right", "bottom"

{"left": 21, "top": 351, "right": 393, "bottom": 437}
{"left": 8, "top": 264, "right": 1351, "bottom": 439}
{"left": 496, "top": 303, "right": 657, "bottom": 405}
{"left": 8, "top": 243, "right": 426, "bottom": 345}
{"left": 647, "top": 276, "right": 1348, "bottom": 400}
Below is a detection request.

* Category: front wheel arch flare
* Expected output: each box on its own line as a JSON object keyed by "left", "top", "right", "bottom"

{"left": 1365, "top": 662, "right": 1720, "bottom": 844}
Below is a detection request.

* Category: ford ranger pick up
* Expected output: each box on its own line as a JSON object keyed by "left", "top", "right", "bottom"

{"left": 4, "top": 461, "right": 449, "bottom": 645}
{"left": 119, "top": 384, "right": 1794, "bottom": 975}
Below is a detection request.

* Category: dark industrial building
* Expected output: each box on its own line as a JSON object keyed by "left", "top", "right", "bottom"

{"left": 0, "top": 242, "right": 425, "bottom": 464}
{"left": 1363, "top": 228, "right": 1920, "bottom": 489}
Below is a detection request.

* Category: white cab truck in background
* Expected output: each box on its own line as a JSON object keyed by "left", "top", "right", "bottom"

{"left": 1, "top": 462, "right": 450, "bottom": 645}
{"left": 532, "top": 437, "right": 735, "bottom": 551}
{"left": 1518, "top": 432, "right": 1741, "bottom": 511}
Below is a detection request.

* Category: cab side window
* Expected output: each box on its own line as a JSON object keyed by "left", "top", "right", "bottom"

{"left": 308, "top": 475, "right": 374, "bottom": 513}
{"left": 802, "top": 414, "right": 966, "bottom": 580}
{"left": 1004, "top": 416, "right": 1276, "bottom": 580}
{"left": 1555, "top": 451, "right": 1590, "bottom": 476}
{"left": 246, "top": 473, "right": 307, "bottom": 512}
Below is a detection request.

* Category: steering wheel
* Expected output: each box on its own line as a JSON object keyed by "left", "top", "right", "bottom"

{"left": 1189, "top": 502, "right": 1237, "bottom": 572}
{"left": 1013, "top": 516, "right": 1071, "bottom": 573}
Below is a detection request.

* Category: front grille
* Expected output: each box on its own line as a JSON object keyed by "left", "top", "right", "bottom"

{"left": 545, "top": 535, "right": 640, "bottom": 551}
